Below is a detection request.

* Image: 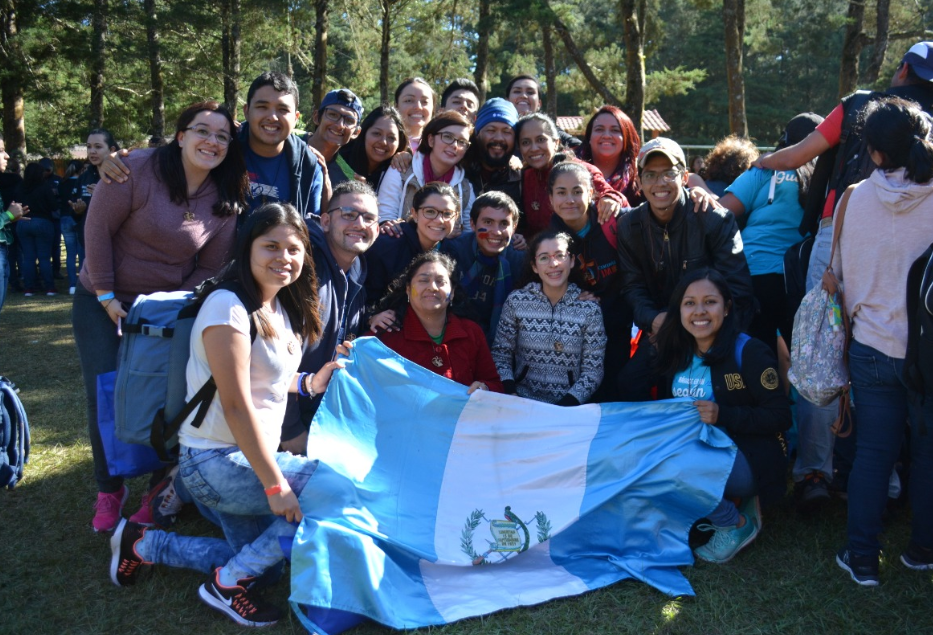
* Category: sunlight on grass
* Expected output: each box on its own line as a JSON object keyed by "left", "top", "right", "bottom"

{"left": 661, "top": 599, "right": 681, "bottom": 622}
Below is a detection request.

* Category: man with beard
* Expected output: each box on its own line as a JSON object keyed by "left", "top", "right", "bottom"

{"left": 462, "top": 98, "right": 522, "bottom": 211}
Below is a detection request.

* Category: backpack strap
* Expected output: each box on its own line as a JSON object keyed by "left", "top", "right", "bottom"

{"left": 733, "top": 333, "right": 751, "bottom": 370}
{"left": 149, "top": 280, "right": 260, "bottom": 461}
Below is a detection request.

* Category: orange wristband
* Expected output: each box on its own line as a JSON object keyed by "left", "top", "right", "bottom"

{"left": 264, "top": 483, "right": 282, "bottom": 497}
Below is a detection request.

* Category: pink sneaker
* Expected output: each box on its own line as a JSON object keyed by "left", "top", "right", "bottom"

{"left": 93, "top": 486, "right": 129, "bottom": 533}
{"left": 128, "top": 492, "right": 154, "bottom": 527}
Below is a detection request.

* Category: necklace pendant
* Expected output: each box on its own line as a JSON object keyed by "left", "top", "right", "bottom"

{"left": 531, "top": 201, "right": 541, "bottom": 211}
{"left": 183, "top": 211, "right": 195, "bottom": 222}
{"left": 554, "top": 341, "right": 564, "bottom": 353}
{"left": 287, "top": 339, "right": 298, "bottom": 355}
{"left": 432, "top": 356, "right": 444, "bottom": 368}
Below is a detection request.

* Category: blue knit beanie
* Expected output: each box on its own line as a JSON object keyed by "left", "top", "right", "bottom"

{"left": 474, "top": 98, "right": 518, "bottom": 133}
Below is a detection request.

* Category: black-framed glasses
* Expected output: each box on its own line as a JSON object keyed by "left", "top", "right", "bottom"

{"left": 325, "top": 206, "right": 379, "bottom": 225}
{"left": 640, "top": 169, "right": 682, "bottom": 185}
{"left": 417, "top": 206, "right": 457, "bottom": 221}
{"left": 185, "top": 126, "right": 232, "bottom": 146}
{"left": 322, "top": 108, "right": 358, "bottom": 128}
{"left": 437, "top": 131, "right": 470, "bottom": 150}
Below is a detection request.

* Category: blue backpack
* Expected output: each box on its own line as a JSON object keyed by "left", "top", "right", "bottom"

{"left": 115, "top": 281, "right": 257, "bottom": 461}
{"left": 0, "top": 376, "right": 30, "bottom": 489}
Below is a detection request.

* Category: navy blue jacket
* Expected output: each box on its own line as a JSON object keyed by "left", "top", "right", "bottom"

{"left": 363, "top": 221, "right": 425, "bottom": 314}
{"left": 238, "top": 124, "right": 324, "bottom": 224}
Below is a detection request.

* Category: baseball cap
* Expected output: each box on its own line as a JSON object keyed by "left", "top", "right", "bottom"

{"left": 637, "top": 137, "right": 686, "bottom": 169}
{"left": 319, "top": 89, "right": 364, "bottom": 125}
{"left": 902, "top": 42, "right": 933, "bottom": 82}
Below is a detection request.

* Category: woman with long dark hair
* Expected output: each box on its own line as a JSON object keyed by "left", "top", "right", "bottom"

{"left": 17, "top": 162, "right": 59, "bottom": 295}
{"left": 74, "top": 101, "right": 248, "bottom": 533}
{"left": 654, "top": 268, "right": 790, "bottom": 565}
{"left": 109, "top": 203, "right": 348, "bottom": 627}
{"left": 334, "top": 105, "right": 408, "bottom": 190}
{"left": 830, "top": 97, "right": 933, "bottom": 586}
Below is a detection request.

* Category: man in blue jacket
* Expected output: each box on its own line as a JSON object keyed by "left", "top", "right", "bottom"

{"left": 279, "top": 180, "right": 379, "bottom": 454}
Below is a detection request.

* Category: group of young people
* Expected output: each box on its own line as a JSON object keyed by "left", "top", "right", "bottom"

{"left": 6, "top": 40, "right": 926, "bottom": 627}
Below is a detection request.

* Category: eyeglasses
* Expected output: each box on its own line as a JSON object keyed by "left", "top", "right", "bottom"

{"left": 437, "top": 131, "right": 470, "bottom": 150}
{"left": 640, "top": 169, "right": 682, "bottom": 185}
{"left": 417, "top": 206, "right": 457, "bottom": 221}
{"left": 535, "top": 251, "right": 570, "bottom": 265}
{"left": 321, "top": 108, "right": 358, "bottom": 128}
{"left": 185, "top": 126, "right": 232, "bottom": 146}
{"left": 325, "top": 206, "right": 379, "bottom": 225}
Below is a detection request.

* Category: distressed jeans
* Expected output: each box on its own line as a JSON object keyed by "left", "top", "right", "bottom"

{"left": 137, "top": 445, "right": 318, "bottom": 579}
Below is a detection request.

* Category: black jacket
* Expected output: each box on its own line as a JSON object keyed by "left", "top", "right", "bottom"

{"left": 363, "top": 221, "right": 424, "bottom": 314}
{"left": 660, "top": 335, "right": 791, "bottom": 506}
{"left": 617, "top": 192, "right": 756, "bottom": 332}
{"left": 463, "top": 160, "right": 522, "bottom": 212}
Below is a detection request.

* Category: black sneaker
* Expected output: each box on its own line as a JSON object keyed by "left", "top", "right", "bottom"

{"left": 901, "top": 543, "right": 933, "bottom": 571}
{"left": 109, "top": 519, "right": 150, "bottom": 587}
{"left": 198, "top": 568, "right": 282, "bottom": 627}
{"left": 795, "top": 472, "right": 830, "bottom": 513}
{"left": 148, "top": 465, "right": 184, "bottom": 528}
{"left": 836, "top": 547, "right": 879, "bottom": 586}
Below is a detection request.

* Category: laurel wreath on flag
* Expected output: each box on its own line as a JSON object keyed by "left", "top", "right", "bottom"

{"left": 461, "top": 508, "right": 552, "bottom": 563}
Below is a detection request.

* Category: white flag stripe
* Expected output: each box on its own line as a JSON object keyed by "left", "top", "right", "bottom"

{"left": 420, "top": 541, "right": 590, "bottom": 622}
{"left": 433, "top": 391, "right": 601, "bottom": 564}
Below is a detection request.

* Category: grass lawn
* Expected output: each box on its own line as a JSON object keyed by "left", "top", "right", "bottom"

{"left": 1, "top": 289, "right": 931, "bottom": 635}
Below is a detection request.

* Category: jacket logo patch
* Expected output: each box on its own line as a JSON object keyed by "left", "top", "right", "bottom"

{"left": 761, "top": 368, "right": 779, "bottom": 390}
{"left": 725, "top": 373, "right": 745, "bottom": 391}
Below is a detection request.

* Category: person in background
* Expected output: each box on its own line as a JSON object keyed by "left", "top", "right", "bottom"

{"left": 831, "top": 97, "right": 933, "bottom": 587}
{"left": 577, "top": 105, "right": 643, "bottom": 205}
{"left": 59, "top": 159, "right": 85, "bottom": 294}
{"left": 462, "top": 98, "right": 522, "bottom": 209}
{"left": 0, "top": 134, "right": 28, "bottom": 315}
{"left": 71, "top": 128, "right": 119, "bottom": 253}
{"left": 506, "top": 75, "right": 580, "bottom": 149}
{"left": 492, "top": 229, "right": 606, "bottom": 405}
{"left": 377, "top": 111, "right": 475, "bottom": 233}
{"left": 305, "top": 88, "right": 364, "bottom": 188}
{"left": 700, "top": 135, "right": 760, "bottom": 197}
{"left": 371, "top": 250, "right": 503, "bottom": 394}
{"left": 17, "top": 162, "right": 59, "bottom": 296}
{"left": 439, "top": 78, "right": 480, "bottom": 122}
{"left": 74, "top": 101, "right": 247, "bottom": 533}
{"left": 334, "top": 105, "right": 408, "bottom": 191}
{"left": 654, "top": 269, "right": 790, "bottom": 564}
{"left": 395, "top": 77, "right": 435, "bottom": 152}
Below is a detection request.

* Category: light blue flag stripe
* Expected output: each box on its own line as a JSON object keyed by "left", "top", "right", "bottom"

{"left": 291, "top": 337, "right": 735, "bottom": 634}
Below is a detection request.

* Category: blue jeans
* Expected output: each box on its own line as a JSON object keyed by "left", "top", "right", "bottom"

{"left": 793, "top": 223, "right": 839, "bottom": 481}
{"left": 16, "top": 216, "right": 55, "bottom": 291}
{"left": 137, "top": 445, "right": 318, "bottom": 579}
{"left": 706, "top": 449, "right": 755, "bottom": 527}
{"left": 846, "top": 339, "right": 933, "bottom": 556}
{"left": 0, "top": 243, "right": 9, "bottom": 315}
{"left": 60, "top": 216, "right": 83, "bottom": 287}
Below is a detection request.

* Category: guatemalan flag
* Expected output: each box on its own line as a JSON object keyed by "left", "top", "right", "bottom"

{"left": 290, "top": 337, "right": 736, "bottom": 634}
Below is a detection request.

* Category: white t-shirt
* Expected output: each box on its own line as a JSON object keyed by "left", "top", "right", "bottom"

{"left": 179, "top": 289, "right": 302, "bottom": 449}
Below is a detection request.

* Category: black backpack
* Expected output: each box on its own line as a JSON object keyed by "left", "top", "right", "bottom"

{"left": 799, "top": 90, "right": 882, "bottom": 238}
{"left": 904, "top": 242, "right": 933, "bottom": 406}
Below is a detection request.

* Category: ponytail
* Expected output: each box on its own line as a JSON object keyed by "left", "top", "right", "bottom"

{"left": 907, "top": 131, "right": 933, "bottom": 184}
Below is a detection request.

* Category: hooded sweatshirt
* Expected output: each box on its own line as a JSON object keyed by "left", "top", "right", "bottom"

{"left": 833, "top": 168, "right": 933, "bottom": 358}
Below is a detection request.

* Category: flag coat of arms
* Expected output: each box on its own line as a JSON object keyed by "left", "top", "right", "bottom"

{"left": 290, "top": 337, "right": 735, "bottom": 634}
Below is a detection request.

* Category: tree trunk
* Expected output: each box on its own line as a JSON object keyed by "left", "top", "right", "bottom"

{"left": 542, "top": 23, "right": 557, "bottom": 120}
{"left": 839, "top": 0, "right": 866, "bottom": 98}
{"left": 221, "top": 0, "right": 241, "bottom": 112}
{"left": 144, "top": 0, "right": 164, "bottom": 139}
{"left": 0, "top": 0, "right": 25, "bottom": 172}
{"left": 542, "top": 1, "right": 622, "bottom": 106}
{"left": 312, "top": 0, "right": 329, "bottom": 108}
{"left": 620, "top": 0, "right": 645, "bottom": 139}
{"left": 380, "top": 0, "right": 391, "bottom": 104}
{"left": 90, "top": 0, "right": 107, "bottom": 129}
{"left": 474, "top": 0, "right": 490, "bottom": 103}
{"left": 863, "top": 0, "right": 890, "bottom": 85}
{"left": 723, "top": 0, "right": 747, "bottom": 137}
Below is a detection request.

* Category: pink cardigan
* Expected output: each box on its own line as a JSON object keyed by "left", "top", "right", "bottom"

{"left": 80, "top": 149, "right": 236, "bottom": 303}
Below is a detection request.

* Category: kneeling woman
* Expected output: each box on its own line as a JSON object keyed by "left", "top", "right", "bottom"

{"left": 491, "top": 230, "right": 606, "bottom": 405}
{"left": 109, "top": 204, "right": 349, "bottom": 627}
{"left": 654, "top": 269, "right": 790, "bottom": 564}
{"left": 371, "top": 251, "right": 503, "bottom": 394}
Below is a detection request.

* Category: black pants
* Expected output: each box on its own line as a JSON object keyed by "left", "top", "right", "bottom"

{"left": 747, "top": 273, "right": 792, "bottom": 359}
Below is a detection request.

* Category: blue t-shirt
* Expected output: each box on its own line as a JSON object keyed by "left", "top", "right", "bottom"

{"left": 672, "top": 354, "right": 714, "bottom": 400}
{"left": 726, "top": 167, "right": 804, "bottom": 276}
{"left": 246, "top": 147, "right": 292, "bottom": 214}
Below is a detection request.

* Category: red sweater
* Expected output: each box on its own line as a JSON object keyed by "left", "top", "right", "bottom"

{"left": 376, "top": 310, "right": 503, "bottom": 392}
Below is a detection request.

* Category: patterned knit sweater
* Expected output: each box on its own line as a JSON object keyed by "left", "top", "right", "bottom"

{"left": 491, "top": 282, "right": 606, "bottom": 404}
